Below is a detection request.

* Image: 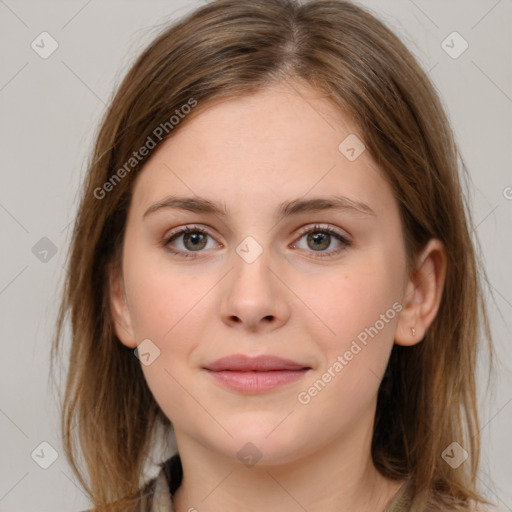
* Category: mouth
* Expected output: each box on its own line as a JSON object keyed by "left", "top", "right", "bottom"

{"left": 203, "top": 354, "right": 311, "bottom": 393}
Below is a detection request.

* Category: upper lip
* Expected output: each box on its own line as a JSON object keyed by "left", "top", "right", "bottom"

{"left": 203, "top": 354, "right": 310, "bottom": 372}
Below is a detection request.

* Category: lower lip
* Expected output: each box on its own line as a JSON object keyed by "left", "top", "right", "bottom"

{"left": 205, "top": 369, "right": 310, "bottom": 393}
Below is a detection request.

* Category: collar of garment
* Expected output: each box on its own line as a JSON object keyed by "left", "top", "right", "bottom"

{"left": 150, "top": 467, "right": 175, "bottom": 511}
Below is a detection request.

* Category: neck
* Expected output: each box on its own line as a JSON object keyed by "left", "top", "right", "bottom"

{"left": 171, "top": 420, "right": 404, "bottom": 512}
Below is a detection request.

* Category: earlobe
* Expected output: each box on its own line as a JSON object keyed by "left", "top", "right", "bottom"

{"left": 395, "top": 239, "right": 447, "bottom": 347}
{"left": 109, "top": 264, "right": 137, "bottom": 348}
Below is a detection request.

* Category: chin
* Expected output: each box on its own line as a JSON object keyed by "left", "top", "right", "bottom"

{"left": 217, "top": 423, "right": 309, "bottom": 467}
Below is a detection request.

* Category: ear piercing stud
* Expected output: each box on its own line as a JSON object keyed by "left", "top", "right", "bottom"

{"left": 411, "top": 327, "right": 416, "bottom": 337}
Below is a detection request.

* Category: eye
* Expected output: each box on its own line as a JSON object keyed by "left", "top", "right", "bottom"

{"left": 163, "top": 223, "right": 351, "bottom": 260}
{"left": 163, "top": 225, "right": 218, "bottom": 258}
{"left": 292, "top": 224, "right": 351, "bottom": 258}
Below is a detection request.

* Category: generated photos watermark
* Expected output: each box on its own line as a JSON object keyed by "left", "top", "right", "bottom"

{"left": 297, "top": 301, "right": 403, "bottom": 405}
{"left": 94, "top": 98, "right": 197, "bottom": 200}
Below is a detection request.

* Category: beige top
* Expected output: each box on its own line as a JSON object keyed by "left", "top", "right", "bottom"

{"left": 148, "top": 468, "right": 174, "bottom": 511}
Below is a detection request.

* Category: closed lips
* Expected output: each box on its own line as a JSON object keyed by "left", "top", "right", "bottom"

{"left": 203, "top": 354, "right": 311, "bottom": 372}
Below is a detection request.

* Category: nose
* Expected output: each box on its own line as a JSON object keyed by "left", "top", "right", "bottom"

{"left": 219, "top": 245, "right": 291, "bottom": 333}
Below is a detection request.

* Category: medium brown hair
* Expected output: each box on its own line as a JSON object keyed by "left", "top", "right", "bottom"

{"left": 52, "top": 0, "right": 492, "bottom": 509}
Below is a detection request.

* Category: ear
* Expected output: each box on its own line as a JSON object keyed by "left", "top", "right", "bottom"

{"left": 395, "top": 238, "right": 447, "bottom": 346}
{"left": 109, "top": 263, "right": 137, "bottom": 348}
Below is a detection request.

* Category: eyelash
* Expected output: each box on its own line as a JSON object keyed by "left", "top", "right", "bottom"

{"left": 163, "top": 224, "right": 351, "bottom": 260}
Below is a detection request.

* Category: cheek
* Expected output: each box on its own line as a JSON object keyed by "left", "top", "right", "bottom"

{"left": 127, "top": 278, "right": 179, "bottom": 342}
{"left": 294, "top": 270, "right": 400, "bottom": 424}
{"left": 123, "top": 241, "right": 207, "bottom": 341}
{"left": 123, "top": 256, "right": 208, "bottom": 426}
{"left": 293, "top": 251, "right": 404, "bottom": 405}
{"left": 299, "top": 262, "right": 402, "bottom": 347}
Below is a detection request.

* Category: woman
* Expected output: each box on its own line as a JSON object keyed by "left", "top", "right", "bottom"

{"left": 53, "top": 0, "right": 494, "bottom": 510}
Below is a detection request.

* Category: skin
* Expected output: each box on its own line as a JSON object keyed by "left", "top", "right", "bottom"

{"left": 110, "top": 80, "right": 447, "bottom": 512}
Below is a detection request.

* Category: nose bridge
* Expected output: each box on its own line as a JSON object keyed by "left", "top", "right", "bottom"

{"left": 219, "top": 233, "right": 289, "bottom": 331}
{"left": 231, "top": 234, "right": 276, "bottom": 304}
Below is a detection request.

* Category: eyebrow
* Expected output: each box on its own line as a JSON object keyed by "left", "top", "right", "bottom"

{"left": 143, "top": 194, "right": 376, "bottom": 221}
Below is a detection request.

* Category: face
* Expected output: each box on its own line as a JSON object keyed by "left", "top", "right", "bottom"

{"left": 111, "top": 81, "right": 411, "bottom": 466}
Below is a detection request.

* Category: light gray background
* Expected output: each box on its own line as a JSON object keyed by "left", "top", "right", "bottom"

{"left": 1, "top": 1, "right": 511, "bottom": 511}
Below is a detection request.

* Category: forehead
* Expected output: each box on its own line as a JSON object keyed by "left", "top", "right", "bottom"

{"left": 130, "top": 82, "right": 395, "bottom": 220}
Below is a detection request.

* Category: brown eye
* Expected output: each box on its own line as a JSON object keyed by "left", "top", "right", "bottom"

{"left": 293, "top": 224, "right": 351, "bottom": 259}
{"left": 164, "top": 226, "right": 216, "bottom": 258}
{"left": 181, "top": 231, "right": 208, "bottom": 251}
{"left": 306, "top": 231, "right": 331, "bottom": 251}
